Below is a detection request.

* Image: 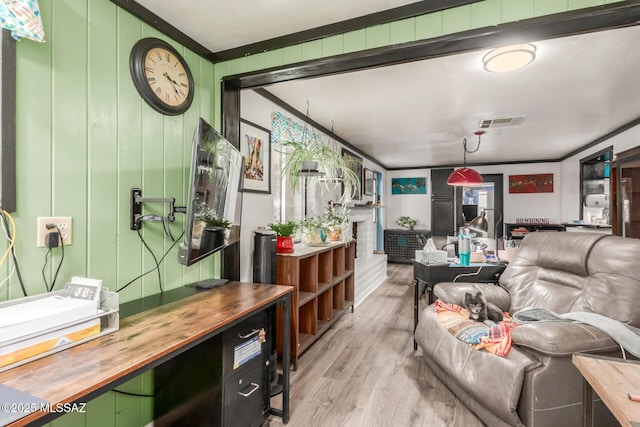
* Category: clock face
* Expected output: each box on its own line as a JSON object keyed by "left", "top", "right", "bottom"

{"left": 144, "top": 47, "right": 190, "bottom": 107}
{"left": 130, "top": 38, "right": 194, "bottom": 115}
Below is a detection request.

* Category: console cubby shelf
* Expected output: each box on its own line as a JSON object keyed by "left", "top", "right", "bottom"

{"left": 276, "top": 240, "right": 355, "bottom": 369}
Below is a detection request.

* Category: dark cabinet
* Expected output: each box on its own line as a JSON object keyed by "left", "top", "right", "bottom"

{"left": 155, "top": 310, "right": 270, "bottom": 427}
{"left": 384, "top": 229, "right": 432, "bottom": 263}
{"left": 613, "top": 146, "right": 640, "bottom": 238}
{"left": 431, "top": 168, "right": 461, "bottom": 236}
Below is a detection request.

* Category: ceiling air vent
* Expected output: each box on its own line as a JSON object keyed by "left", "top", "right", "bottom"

{"left": 479, "top": 115, "right": 527, "bottom": 129}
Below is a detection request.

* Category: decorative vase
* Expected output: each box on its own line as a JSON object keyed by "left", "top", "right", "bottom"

{"left": 276, "top": 236, "right": 294, "bottom": 254}
{"left": 407, "top": 225, "right": 414, "bottom": 230}
{"left": 304, "top": 228, "right": 327, "bottom": 245}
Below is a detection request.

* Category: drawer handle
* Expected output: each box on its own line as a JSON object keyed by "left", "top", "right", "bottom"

{"left": 238, "top": 329, "right": 260, "bottom": 339}
{"left": 238, "top": 382, "right": 260, "bottom": 397}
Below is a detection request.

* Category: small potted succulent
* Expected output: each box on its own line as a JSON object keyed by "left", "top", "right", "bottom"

{"left": 197, "top": 206, "right": 232, "bottom": 253}
{"left": 268, "top": 220, "right": 299, "bottom": 253}
{"left": 396, "top": 216, "right": 418, "bottom": 230}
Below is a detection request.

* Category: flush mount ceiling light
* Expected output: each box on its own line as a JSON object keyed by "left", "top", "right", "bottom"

{"left": 483, "top": 43, "right": 536, "bottom": 73}
{"left": 447, "top": 131, "right": 485, "bottom": 186}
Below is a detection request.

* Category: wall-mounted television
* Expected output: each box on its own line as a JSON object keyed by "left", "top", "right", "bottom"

{"left": 178, "top": 118, "right": 244, "bottom": 268}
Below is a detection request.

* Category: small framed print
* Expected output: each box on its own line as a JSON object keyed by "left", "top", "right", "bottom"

{"left": 240, "top": 119, "right": 271, "bottom": 194}
{"left": 364, "top": 168, "right": 375, "bottom": 196}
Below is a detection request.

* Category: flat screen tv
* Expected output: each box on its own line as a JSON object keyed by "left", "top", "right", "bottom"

{"left": 178, "top": 118, "right": 244, "bottom": 268}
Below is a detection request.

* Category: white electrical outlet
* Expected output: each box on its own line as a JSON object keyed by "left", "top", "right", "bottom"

{"left": 37, "top": 217, "right": 73, "bottom": 247}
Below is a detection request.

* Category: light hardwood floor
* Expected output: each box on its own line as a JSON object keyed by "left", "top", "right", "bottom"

{"left": 269, "top": 263, "right": 484, "bottom": 427}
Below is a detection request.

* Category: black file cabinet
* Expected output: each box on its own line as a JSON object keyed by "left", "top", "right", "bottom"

{"left": 155, "top": 310, "right": 270, "bottom": 427}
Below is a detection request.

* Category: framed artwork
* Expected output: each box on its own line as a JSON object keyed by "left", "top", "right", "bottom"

{"left": 240, "top": 119, "right": 271, "bottom": 194}
{"left": 508, "top": 173, "right": 554, "bottom": 194}
{"left": 364, "top": 168, "right": 375, "bottom": 196}
{"left": 391, "top": 177, "right": 427, "bottom": 195}
{"left": 342, "top": 148, "right": 363, "bottom": 201}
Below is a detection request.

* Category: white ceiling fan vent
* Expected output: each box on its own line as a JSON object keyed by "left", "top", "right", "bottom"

{"left": 479, "top": 115, "right": 527, "bottom": 129}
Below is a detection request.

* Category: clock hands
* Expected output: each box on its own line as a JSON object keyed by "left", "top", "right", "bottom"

{"left": 163, "top": 72, "right": 180, "bottom": 95}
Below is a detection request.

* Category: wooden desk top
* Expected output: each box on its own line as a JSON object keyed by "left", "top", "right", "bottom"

{"left": 0, "top": 282, "right": 292, "bottom": 426}
{"left": 573, "top": 353, "right": 640, "bottom": 427}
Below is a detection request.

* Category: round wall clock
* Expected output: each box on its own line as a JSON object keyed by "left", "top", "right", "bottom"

{"left": 129, "top": 38, "right": 194, "bottom": 116}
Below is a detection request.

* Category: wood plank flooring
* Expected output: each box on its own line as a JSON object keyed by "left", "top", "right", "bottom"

{"left": 269, "top": 263, "right": 484, "bottom": 427}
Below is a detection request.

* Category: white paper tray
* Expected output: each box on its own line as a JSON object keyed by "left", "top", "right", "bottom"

{"left": 0, "top": 288, "right": 119, "bottom": 372}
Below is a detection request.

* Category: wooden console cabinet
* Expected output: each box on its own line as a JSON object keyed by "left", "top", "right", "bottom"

{"left": 276, "top": 241, "right": 355, "bottom": 369}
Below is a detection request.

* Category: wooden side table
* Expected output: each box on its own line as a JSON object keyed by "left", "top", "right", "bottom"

{"left": 573, "top": 353, "right": 640, "bottom": 427}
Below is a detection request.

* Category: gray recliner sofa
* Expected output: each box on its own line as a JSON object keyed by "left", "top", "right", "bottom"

{"left": 414, "top": 232, "right": 640, "bottom": 427}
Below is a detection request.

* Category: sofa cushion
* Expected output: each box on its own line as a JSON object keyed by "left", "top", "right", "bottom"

{"left": 511, "top": 322, "right": 620, "bottom": 356}
{"left": 415, "top": 304, "right": 540, "bottom": 426}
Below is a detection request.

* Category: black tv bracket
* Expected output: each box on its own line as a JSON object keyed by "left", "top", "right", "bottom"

{"left": 130, "top": 187, "right": 186, "bottom": 230}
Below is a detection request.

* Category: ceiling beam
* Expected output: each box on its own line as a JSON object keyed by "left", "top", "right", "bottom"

{"left": 211, "top": 0, "right": 483, "bottom": 62}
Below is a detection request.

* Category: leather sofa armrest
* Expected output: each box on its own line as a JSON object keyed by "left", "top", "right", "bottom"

{"left": 434, "top": 282, "right": 511, "bottom": 311}
{"left": 512, "top": 322, "right": 620, "bottom": 356}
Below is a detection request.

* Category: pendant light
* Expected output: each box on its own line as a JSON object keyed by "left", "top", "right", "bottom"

{"left": 447, "top": 131, "right": 485, "bottom": 186}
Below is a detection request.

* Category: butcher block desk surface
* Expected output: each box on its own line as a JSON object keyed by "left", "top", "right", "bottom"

{"left": 0, "top": 282, "right": 292, "bottom": 426}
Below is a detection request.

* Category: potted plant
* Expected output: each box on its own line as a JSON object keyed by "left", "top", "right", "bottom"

{"left": 325, "top": 204, "right": 349, "bottom": 241}
{"left": 396, "top": 216, "right": 418, "bottom": 230}
{"left": 197, "top": 206, "right": 232, "bottom": 253}
{"left": 276, "top": 137, "right": 361, "bottom": 204}
{"left": 300, "top": 214, "right": 330, "bottom": 245}
{"left": 268, "top": 220, "right": 299, "bottom": 253}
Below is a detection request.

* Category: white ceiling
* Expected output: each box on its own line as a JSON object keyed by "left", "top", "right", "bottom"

{"left": 134, "top": 0, "right": 420, "bottom": 52}
{"left": 132, "top": 1, "right": 640, "bottom": 169}
{"left": 263, "top": 25, "right": 640, "bottom": 168}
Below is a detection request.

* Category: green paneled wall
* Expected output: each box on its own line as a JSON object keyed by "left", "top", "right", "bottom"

{"left": 3, "top": 0, "right": 622, "bottom": 426}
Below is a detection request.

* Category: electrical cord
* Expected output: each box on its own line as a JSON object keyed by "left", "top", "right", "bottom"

{"left": 111, "top": 389, "right": 154, "bottom": 398}
{"left": 137, "top": 227, "right": 163, "bottom": 294}
{"left": 42, "top": 247, "right": 52, "bottom": 290}
{"left": 452, "top": 261, "right": 486, "bottom": 282}
{"left": 116, "top": 231, "right": 184, "bottom": 294}
{"left": 0, "top": 210, "right": 25, "bottom": 296}
{"left": 49, "top": 225, "right": 65, "bottom": 291}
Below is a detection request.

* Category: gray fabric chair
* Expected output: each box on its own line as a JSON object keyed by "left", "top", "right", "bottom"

{"left": 414, "top": 232, "right": 640, "bottom": 427}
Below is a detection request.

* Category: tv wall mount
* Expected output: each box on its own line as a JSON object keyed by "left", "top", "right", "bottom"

{"left": 129, "top": 187, "right": 186, "bottom": 230}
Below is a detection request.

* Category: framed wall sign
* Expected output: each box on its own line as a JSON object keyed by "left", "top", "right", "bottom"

{"left": 240, "top": 119, "right": 271, "bottom": 194}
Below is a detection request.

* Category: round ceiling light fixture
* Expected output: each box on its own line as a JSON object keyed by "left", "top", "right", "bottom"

{"left": 483, "top": 43, "right": 537, "bottom": 73}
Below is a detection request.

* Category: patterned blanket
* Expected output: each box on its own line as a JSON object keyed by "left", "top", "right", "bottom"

{"left": 435, "top": 300, "right": 518, "bottom": 357}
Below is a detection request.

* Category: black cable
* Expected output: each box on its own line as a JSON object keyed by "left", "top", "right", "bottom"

{"left": 0, "top": 210, "right": 27, "bottom": 296}
{"left": 49, "top": 225, "right": 65, "bottom": 292}
{"left": 42, "top": 247, "right": 52, "bottom": 291}
{"left": 116, "top": 231, "right": 184, "bottom": 294}
{"left": 162, "top": 217, "right": 176, "bottom": 242}
{"left": 137, "top": 227, "right": 163, "bottom": 294}
{"left": 111, "top": 389, "right": 154, "bottom": 398}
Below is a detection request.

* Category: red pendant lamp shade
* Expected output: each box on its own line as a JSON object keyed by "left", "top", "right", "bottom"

{"left": 447, "top": 167, "right": 484, "bottom": 186}
{"left": 447, "top": 131, "right": 485, "bottom": 186}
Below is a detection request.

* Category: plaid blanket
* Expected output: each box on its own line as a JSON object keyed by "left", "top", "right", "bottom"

{"left": 435, "top": 300, "right": 518, "bottom": 357}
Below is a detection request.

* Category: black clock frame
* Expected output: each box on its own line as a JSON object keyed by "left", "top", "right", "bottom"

{"left": 129, "top": 37, "right": 194, "bottom": 116}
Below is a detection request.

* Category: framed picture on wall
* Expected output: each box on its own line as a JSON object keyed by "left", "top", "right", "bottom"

{"left": 342, "top": 148, "right": 362, "bottom": 201}
{"left": 364, "top": 168, "right": 374, "bottom": 195}
{"left": 240, "top": 119, "right": 271, "bottom": 194}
